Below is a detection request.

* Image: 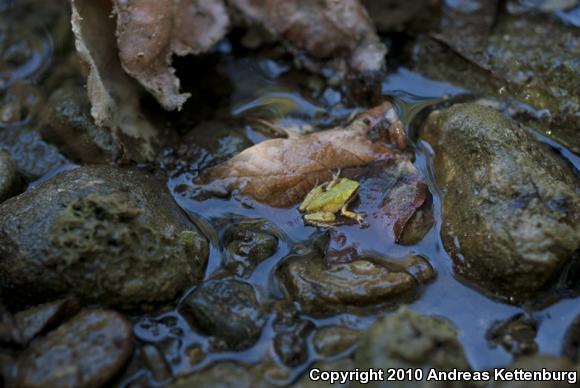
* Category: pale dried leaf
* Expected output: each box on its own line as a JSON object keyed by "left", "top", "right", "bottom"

{"left": 113, "top": 0, "right": 230, "bottom": 110}
{"left": 197, "top": 102, "right": 408, "bottom": 207}
{"left": 229, "top": 0, "right": 386, "bottom": 76}
{"left": 71, "top": 0, "right": 159, "bottom": 162}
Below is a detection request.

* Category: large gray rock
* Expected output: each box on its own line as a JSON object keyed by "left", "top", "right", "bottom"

{"left": 0, "top": 166, "right": 208, "bottom": 309}
{"left": 422, "top": 103, "right": 580, "bottom": 300}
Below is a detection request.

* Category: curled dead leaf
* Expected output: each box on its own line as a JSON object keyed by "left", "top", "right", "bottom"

{"left": 71, "top": 0, "right": 159, "bottom": 162}
{"left": 228, "top": 0, "right": 387, "bottom": 99}
{"left": 194, "top": 102, "right": 429, "bottom": 241}
{"left": 195, "top": 102, "right": 405, "bottom": 207}
{"left": 113, "top": 0, "right": 230, "bottom": 110}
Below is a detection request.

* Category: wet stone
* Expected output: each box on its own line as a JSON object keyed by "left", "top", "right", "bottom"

{"left": 412, "top": 13, "right": 580, "bottom": 151}
{"left": 40, "top": 82, "right": 117, "bottom": 163}
{"left": 355, "top": 309, "right": 471, "bottom": 387}
{"left": 486, "top": 314, "right": 538, "bottom": 357}
{"left": 169, "top": 362, "right": 266, "bottom": 388}
{"left": 0, "top": 82, "right": 43, "bottom": 128}
{"left": 562, "top": 314, "right": 580, "bottom": 362}
{"left": 278, "top": 245, "right": 434, "bottom": 315}
{"left": 313, "top": 326, "right": 361, "bottom": 357}
{"left": 421, "top": 103, "right": 580, "bottom": 300}
{"left": 0, "top": 127, "right": 69, "bottom": 181}
{"left": 16, "top": 309, "right": 133, "bottom": 388}
{"left": 0, "top": 149, "right": 21, "bottom": 203}
{"left": 180, "top": 279, "right": 264, "bottom": 350}
{"left": 274, "top": 319, "right": 314, "bottom": 367}
{"left": 0, "top": 350, "right": 17, "bottom": 388}
{"left": 12, "top": 297, "right": 81, "bottom": 346}
{"left": 0, "top": 301, "right": 19, "bottom": 345}
{"left": 0, "top": 166, "right": 209, "bottom": 309}
{"left": 222, "top": 219, "right": 279, "bottom": 277}
{"left": 141, "top": 344, "right": 172, "bottom": 383}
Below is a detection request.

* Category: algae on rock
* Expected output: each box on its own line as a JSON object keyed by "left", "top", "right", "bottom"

{"left": 422, "top": 103, "right": 580, "bottom": 300}
{"left": 412, "top": 14, "right": 580, "bottom": 151}
{"left": 0, "top": 166, "right": 209, "bottom": 309}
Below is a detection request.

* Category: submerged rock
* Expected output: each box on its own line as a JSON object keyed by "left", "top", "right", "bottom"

{"left": 0, "top": 166, "right": 208, "bottom": 309}
{"left": 180, "top": 279, "right": 264, "bottom": 350}
{"left": 486, "top": 314, "right": 538, "bottom": 357}
{"left": 222, "top": 219, "right": 279, "bottom": 277}
{"left": 16, "top": 309, "right": 133, "bottom": 388}
{"left": 422, "top": 103, "right": 580, "bottom": 300}
{"left": 0, "top": 149, "right": 22, "bottom": 203}
{"left": 40, "top": 82, "right": 117, "bottom": 163}
{"left": 278, "top": 244, "right": 434, "bottom": 315}
{"left": 354, "top": 309, "right": 470, "bottom": 387}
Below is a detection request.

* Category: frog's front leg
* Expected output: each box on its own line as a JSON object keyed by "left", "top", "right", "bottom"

{"left": 303, "top": 212, "right": 337, "bottom": 228}
{"left": 325, "top": 169, "right": 342, "bottom": 190}
{"left": 340, "top": 205, "right": 367, "bottom": 227}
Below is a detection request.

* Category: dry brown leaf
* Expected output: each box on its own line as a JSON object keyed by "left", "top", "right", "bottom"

{"left": 71, "top": 0, "right": 159, "bottom": 162}
{"left": 229, "top": 0, "right": 386, "bottom": 77}
{"left": 196, "top": 102, "right": 411, "bottom": 207}
{"left": 113, "top": 0, "right": 230, "bottom": 110}
{"left": 195, "top": 102, "right": 429, "bottom": 241}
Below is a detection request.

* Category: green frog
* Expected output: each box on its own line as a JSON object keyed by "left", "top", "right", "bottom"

{"left": 299, "top": 171, "right": 366, "bottom": 228}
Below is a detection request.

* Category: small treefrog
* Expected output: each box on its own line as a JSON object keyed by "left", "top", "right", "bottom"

{"left": 299, "top": 171, "right": 366, "bottom": 228}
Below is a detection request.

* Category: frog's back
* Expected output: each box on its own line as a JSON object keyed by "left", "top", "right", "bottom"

{"left": 313, "top": 178, "right": 359, "bottom": 212}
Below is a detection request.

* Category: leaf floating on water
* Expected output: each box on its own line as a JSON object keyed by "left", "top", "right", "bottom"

{"left": 71, "top": 0, "right": 159, "bottom": 162}
{"left": 113, "top": 0, "right": 230, "bottom": 110}
{"left": 195, "top": 101, "right": 430, "bottom": 242}
{"left": 195, "top": 102, "right": 399, "bottom": 207}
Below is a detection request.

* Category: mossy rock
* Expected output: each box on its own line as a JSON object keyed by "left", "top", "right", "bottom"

{"left": 422, "top": 103, "right": 580, "bottom": 300}
{"left": 0, "top": 166, "right": 208, "bottom": 310}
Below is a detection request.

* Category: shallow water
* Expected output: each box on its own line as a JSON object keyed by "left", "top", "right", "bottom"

{"left": 1, "top": 1, "right": 579, "bottom": 384}
{"left": 120, "top": 53, "right": 580, "bottom": 385}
